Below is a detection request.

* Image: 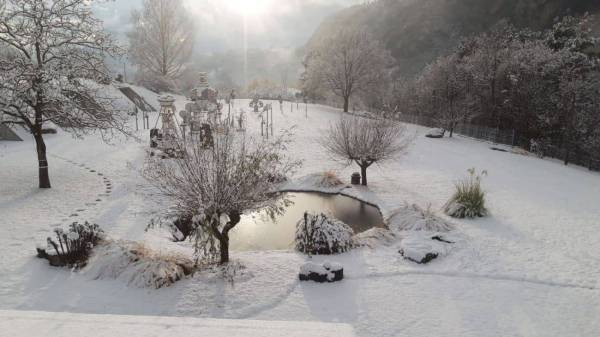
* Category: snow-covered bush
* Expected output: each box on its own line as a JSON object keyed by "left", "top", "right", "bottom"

{"left": 425, "top": 128, "right": 445, "bottom": 138}
{"left": 390, "top": 203, "right": 454, "bottom": 232}
{"left": 36, "top": 222, "right": 104, "bottom": 268}
{"left": 295, "top": 212, "right": 354, "bottom": 255}
{"left": 444, "top": 168, "right": 488, "bottom": 218}
{"left": 86, "top": 241, "right": 195, "bottom": 289}
{"left": 319, "top": 171, "right": 343, "bottom": 187}
{"left": 299, "top": 261, "right": 343, "bottom": 283}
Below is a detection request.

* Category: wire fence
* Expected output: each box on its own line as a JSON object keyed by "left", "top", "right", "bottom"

{"left": 393, "top": 113, "right": 600, "bottom": 172}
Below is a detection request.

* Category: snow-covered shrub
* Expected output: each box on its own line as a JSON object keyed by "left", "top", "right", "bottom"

{"left": 86, "top": 241, "right": 195, "bottom": 289}
{"left": 295, "top": 212, "right": 354, "bottom": 255}
{"left": 352, "top": 228, "right": 397, "bottom": 248}
{"left": 390, "top": 203, "right": 454, "bottom": 232}
{"left": 319, "top": 171, "right": 343, "bottom": 187}
{"left": 444, "top": 168, "right": 488, "bottom": 218}
{"left": 399, "top": 232, "right": 453, "bottom": 264}
{"left": 36, "top": 222, "right": 104, "bottom": 268}
{"left": 299, "top": 261, "right": 343, "bottom": 283}
{"left": 425, "top": 128, "right": 445, "bottom": 138}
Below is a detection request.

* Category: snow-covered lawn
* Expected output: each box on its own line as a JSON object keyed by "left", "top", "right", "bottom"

{"left": 1, "top": 89, "right": 599, "bottom": 337}
{"left": 0, "top": 310, "right": 355, "bottom": 337}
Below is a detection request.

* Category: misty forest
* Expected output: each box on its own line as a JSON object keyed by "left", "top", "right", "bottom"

{"left": 1, "top": 1, "right": 599, "bottom": 336}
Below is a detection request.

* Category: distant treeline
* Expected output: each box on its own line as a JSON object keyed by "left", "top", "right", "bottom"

{"left": 393, "top": 15, "right": 600, "bottom": 165}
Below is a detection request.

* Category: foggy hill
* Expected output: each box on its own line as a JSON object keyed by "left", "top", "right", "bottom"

{"left": 308, "top": 0, "right": 600, "bottom": 77}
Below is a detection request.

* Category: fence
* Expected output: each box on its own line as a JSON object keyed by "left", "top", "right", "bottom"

{"left": 393, "top": 113, "right": 600, "bottom": 172}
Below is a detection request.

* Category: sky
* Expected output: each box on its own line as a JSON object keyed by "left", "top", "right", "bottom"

{"left": 93, "top": 0, "right": 364, "bottom": 54}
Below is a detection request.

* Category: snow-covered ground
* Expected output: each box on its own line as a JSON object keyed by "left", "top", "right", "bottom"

{"left": 0, "top": 310, "right": 355, "bottom": 337}
{"left": 1, "top": 88, "right": 599, "bottom": 337}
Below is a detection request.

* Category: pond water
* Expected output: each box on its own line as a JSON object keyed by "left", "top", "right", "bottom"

{"left": 229, "top": 192, "right": 384, "bottom": 251}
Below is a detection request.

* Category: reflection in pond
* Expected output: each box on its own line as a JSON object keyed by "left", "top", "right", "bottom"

{"left": 229, "top": 192, "right": 384, "bottom": 251}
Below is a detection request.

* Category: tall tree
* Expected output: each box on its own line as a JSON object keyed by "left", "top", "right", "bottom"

{"left": 303, "top": 27, "right": 393, "bottom": 112}
{"left": 128, "top": 0, "right": 195, "bottom": 91}
{"left": 0, "top": 0, "right": 128, "bottom": 189}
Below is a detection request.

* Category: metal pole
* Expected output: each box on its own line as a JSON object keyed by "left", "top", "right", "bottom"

{"left": 271, "top": 105, "right": 274, "bottom": 135}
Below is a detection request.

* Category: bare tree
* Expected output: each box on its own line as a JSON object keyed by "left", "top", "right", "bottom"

{"left": 322, "top": 117, "right": 413, "bottom": 186}
{"left": 417, "top": 55, "right": 475, "bottom": 137}
{"left": 0, "top": 0, "right": 128, "bottom": 189}
{"left": 143, "top": 128, "right": 301, "bottom": 264}
{"left": 303, "top": 27, "right": 393, "bottom": 112}
{"left": 128, "top": 0, "right": 194, "bottom": 91}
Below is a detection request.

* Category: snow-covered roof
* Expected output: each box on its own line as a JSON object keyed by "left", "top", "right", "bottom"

{"left": 0, "top": 310, "right": 356, "bottom": 337}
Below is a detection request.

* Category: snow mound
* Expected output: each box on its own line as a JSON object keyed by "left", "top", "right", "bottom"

{"left": 300, "top": 261, "right": 327, "bottom": 275}
{"left": 295, "top": 213, "right": 354, "bottom": 255}
{"left": 85, "top": 240, "right": 194, "bottom": 288}
{"left": 399, "top": 232, "right": 454, "bottom": 264}
{"left": 199, "top": 260, "right": 254, "bottom": 285}
{"left": 280, "top": 173, "right": 348, "bottom": 194}
{"left": 389, "top": 203, "right": 454, "bottom": 232}
{"left": 425, "top": 128, "right": 445, "bottom": 138}
{"left": 352, "top": 228, "right": 397, "bottom": 248}
{"left": 318, "top": 171, "right": 345, "bottom": 187}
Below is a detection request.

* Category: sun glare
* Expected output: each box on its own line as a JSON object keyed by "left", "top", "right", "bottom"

{"left": 223, "top": 0, "right": 273, "bottom": 17}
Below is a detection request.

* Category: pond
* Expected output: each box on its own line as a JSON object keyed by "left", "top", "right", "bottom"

{"left": 229, "top": 192, "right": 384, "bottom": 251}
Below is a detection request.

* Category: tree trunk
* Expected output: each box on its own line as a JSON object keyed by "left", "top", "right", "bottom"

{"left": 217, "top": 211, "right": 241, "bottom": 264}
{"left": 343, "top": 96, "right": 349, "bottom": 113}
{"left": 34, "top": 133, "right": 51, "bottom": 189}
{"left": 360, "top": 164, "right": 368, "bottom": 186}
{"left": 449, "top": 126, "right": 454, "bottom": 138}
{"left": 219, "top": 234, "right": 229, "bottom": 264}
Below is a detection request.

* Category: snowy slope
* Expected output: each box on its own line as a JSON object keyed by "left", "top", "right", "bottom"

{"left": 1, "top": 93, "right": 599, "bottom": 337}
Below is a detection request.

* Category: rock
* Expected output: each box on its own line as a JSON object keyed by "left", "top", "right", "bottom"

{"left": 399, "top": 232, "right": 453, "bottom": 264}
{"left": 299, "top": 261, "right": 343, "bottom": 283}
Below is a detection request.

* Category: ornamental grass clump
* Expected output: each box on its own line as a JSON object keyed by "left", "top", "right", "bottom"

{"left": 319, "top": 170, "right": 343, "bottom": 187}
{"left": 444, "top": 168, "right": 488, "bottom": 218}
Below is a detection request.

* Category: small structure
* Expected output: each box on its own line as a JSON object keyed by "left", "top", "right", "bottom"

{"left": 183, "top": 72, "right": 221, "bottom": 147}
{"left": 249, "top": 95, "right": 264, "bottom": 113}
{"left": 150, "top": 95, "right": 182, "bottom": 157}
{"left": 117, "top": 86, "right": 156, "bottom": 130}
{"left": 351, "top": 173, "right": 361, "bottom": 185}
{"left": 0, "top": 123, "right": 22, "bottom": 141}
